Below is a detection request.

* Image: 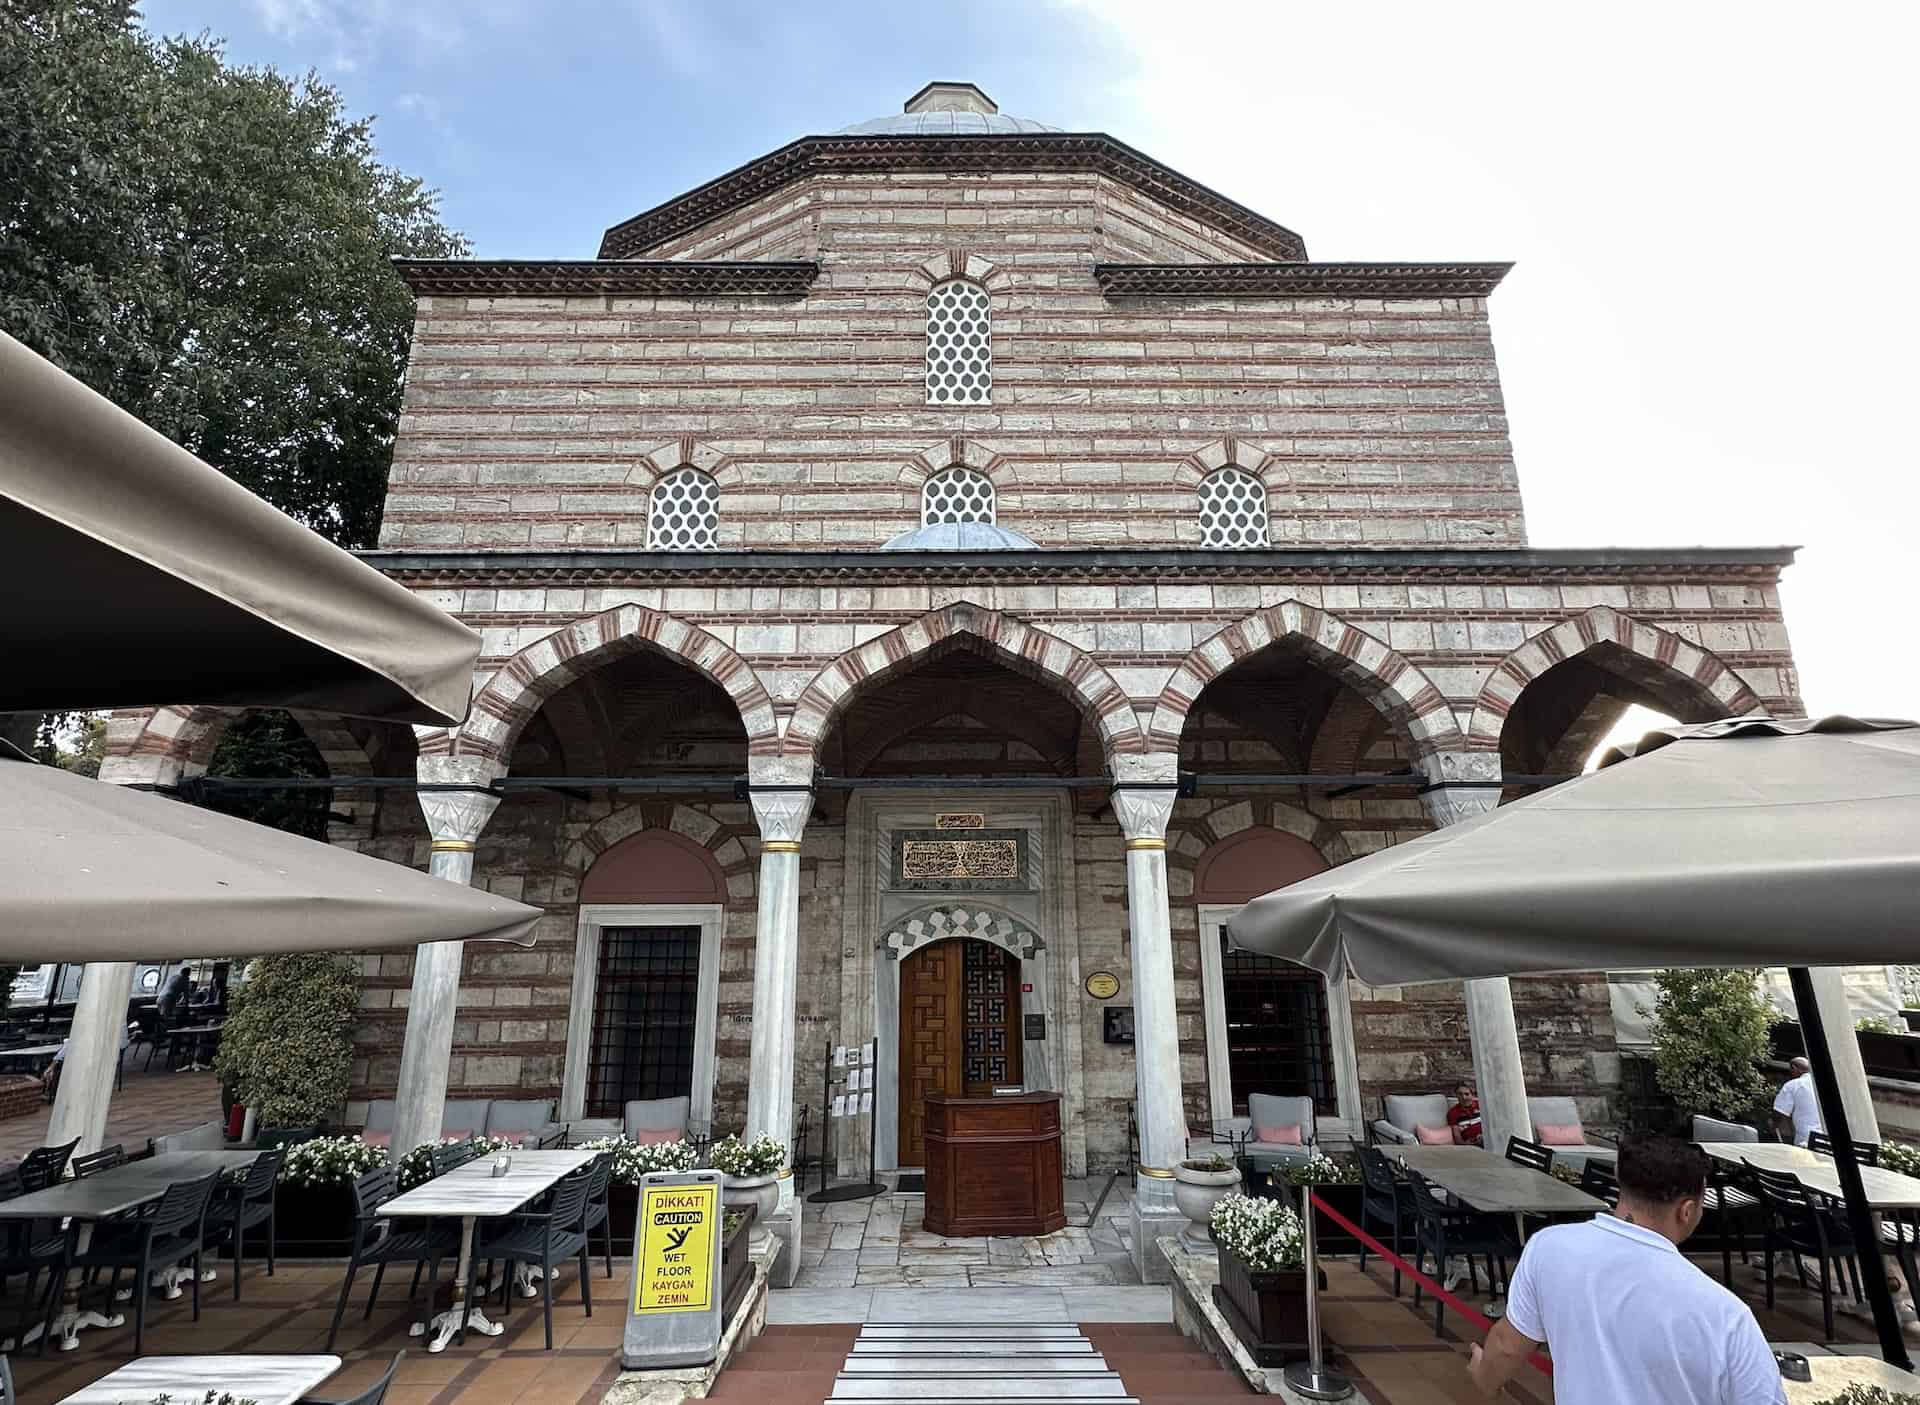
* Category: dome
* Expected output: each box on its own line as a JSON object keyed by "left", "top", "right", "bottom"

{"left": 881, "top": 522, "right": 1039, "bottom": 552}
{"left": 835, "top": 81, "right": 1061, "bottom": 138}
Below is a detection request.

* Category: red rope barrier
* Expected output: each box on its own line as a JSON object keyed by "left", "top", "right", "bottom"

{"left": 1306, "top": 1188, "right": 1554, "bottom": 1378}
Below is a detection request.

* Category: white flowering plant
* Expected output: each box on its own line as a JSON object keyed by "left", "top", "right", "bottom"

{"left": 277, "top": 1135, "right": 388, "bottom": 1188}
{"left": 1282, "top": 1153, "right": 1359, "bottom": 1186}
{"left": 707, "top": 1133, "right": 785, "bottom": 1177}
{"left": 1881, "top": 1141, "right": 1920, "bottom": 1178}
{"left": 576, "top": 1134, "right": 700, "bottom": 1185}
{"left": 1208, "top": 1192, "right": 1305, "bottom": 1271}
{"left": 396, "top": 1135, "right": 514, "bottom": 1191}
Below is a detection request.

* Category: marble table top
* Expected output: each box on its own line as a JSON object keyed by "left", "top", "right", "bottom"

{"left": 55, "top": 1354, "right": 341, "bottom": 1404}
{"left": 1700, "top": 1142, "right": 1920, "bottom": 1210}
{"left": 1394, "top": 1144, "right": 1606, "bottom": 1216}
{"left": 0, "top": 1042, "right": 66, "bottom": 1059}
{"left": 379, "top": 1148, "right": 597, "bottom": 1219}
{"left": 1775, "top": 1348, "right": 1920, "bottom": 1403}
{"left": 0, "top": 1150, "right": 262, "bottom": 1221}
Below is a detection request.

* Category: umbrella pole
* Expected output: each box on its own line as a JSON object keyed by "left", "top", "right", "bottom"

{"left": 1789, "top": 965, "right": 1910, "bottom": 1368}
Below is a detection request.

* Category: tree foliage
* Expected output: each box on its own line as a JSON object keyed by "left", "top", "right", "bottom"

{"left": 201, "top": 709, "right": 330, "bottom": 840}
{"left": 0, "top": 0, "right": 467, "bottom": 547}
{"left": 213, "top": 953, "right": 359, "bottom": 1127}
{"left": 1644, "top": 968, "right": 1774, "bottom": 1121}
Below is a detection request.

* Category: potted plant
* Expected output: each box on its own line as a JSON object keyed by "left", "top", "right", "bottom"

{"left": 708, "top": 1133, "right": 784, "bottom": 1249}
{"left": 274, "top": 1135, "right": 389, "bottom": 1256}
{"left": 720, "top": 1207, "right": 756, "bottom": 1325}
{"left": 395, "top": 1135, "right": 514, "bottom": 1192}
{"left": 1208, "top": 1192, "right": 1322, "bottom": 1366}
{"left": 1279, "top": 1152, "right": 1362, "bottom": 1253}
{"left": 1642, "top": 969, "right": 1774, "bottom": 1125}
{"left": 1172, "top": 1153, "right": 1242, "bottom": 1250}
{"left": 577, "top": 1134, "right": 702, "bottom": 1256}
{"left": 214, "top": 954, "right": 358, "bottom": 1132}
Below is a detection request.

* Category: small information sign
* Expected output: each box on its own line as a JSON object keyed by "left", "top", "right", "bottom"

{"left": 623, "top": 1170, "right": 725, "bottom": 1368}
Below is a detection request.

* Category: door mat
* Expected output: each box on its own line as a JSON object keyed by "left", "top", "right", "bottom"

{"left": 893, "top": 1173, "right": 926, "bottom": 1193}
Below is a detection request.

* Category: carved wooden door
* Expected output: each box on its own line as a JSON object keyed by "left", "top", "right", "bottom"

{"left": 961, "top": 940, "right": 1024, "bottom": 1096}
{"left": 898, "top": 942, "right": 960, "bottom": 1166}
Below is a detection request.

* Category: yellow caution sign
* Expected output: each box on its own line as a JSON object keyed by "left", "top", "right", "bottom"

{"left": 634, "top": 1182, "right": 717, "bottom": 1313}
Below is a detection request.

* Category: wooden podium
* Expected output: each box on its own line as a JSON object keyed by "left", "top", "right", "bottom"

{"left": 923, "top": 1091, "right": 1066, "bottom": 1237}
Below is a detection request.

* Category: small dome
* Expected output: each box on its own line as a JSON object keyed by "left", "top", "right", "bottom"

{"left": 881, "top": 522, "right": 1039, "bottom": 552}
{"left": 835, "top": 81, "right": 1061, "bottom": 138}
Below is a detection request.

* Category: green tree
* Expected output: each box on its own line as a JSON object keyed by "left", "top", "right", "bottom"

{"left": 0, "top": 0, "right": 467, "bottom": 547}
{"left": 213, "top": 953, "right": 359, "bottom": 1127}
{"left": 1644, "top": 968, "right": 1775, "bottom": 1121}
{"left": 200, "top": 710, "right": 330, "bottom": 840}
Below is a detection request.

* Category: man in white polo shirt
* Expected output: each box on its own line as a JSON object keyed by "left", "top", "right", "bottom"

{"left": 1773, "top": 1056, "right": 1824, "bottom": 1147}
{"left": 1467, "top": 1132, "right": 1785, "bottom": 1405}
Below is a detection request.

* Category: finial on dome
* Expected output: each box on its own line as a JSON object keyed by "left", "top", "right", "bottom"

{"left": 904, "top": 82, "right": 998, "bottom": 117}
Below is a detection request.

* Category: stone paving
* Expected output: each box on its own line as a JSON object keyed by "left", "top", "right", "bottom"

{"left": 0, "top": 1064, "right": 219, "bottom": 1160}
{"left": 793, "top": 1176, "right": 1141, "bottom": 1289}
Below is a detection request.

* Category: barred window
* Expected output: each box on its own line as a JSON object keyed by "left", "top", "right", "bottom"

{"left": 1197, "top": 468, "right": 1269, "bottom": 549}
{"left": 648, "top": 468, "right": 718, "bottom": 549}
{"left": 922, "top": 467, "right": 995, "bottom": 526}
{"left": 925, "top": 279, "right": 992, "bottom": 405}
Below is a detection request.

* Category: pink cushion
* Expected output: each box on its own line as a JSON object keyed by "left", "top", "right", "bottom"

{"left": 1415, "top": 1124, "right": 1455, "bottom": 1146}
{"left": 361, "top": 1130, "right": 392, "bottom": 1148}
{"left": 633, "top": 1128, "right": 681, "bottom": 1146}
{"left": 1536, "top": 1122, "right": 1585, "bottom": 1147}
{"left": 1254, "top": 1124, "right": 1303, "bottom": 1146}
{"left": 492, "top": 1130, "right": 528, "bottom": 1146}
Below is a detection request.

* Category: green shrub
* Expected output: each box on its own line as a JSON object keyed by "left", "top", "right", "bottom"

{"left": 213, "top": 955, "right": 359, "bottom": 1127}
{"left": 1643, "top": 969, "right": 1773, "bottom": 1121}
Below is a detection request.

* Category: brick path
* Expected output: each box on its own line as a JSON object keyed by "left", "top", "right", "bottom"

{"left": 0, "top": 1064, "right": 222, "bottom": 1161}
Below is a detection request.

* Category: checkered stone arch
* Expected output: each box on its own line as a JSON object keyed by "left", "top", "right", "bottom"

{"left": 455, "top": 604, "right": 779, "bottom": 772}
{"left": 783, "top": 602, "right": 1146, "bottom": 766}
{"left": 880, "top": 904, "right": 1042, "bottom": 962}
{"left": 1467, "top": 604, "right": 1768, "bottom": 751}
{"left": 1147, "top": 600, "right": 1464, "bottom": 764}
{"left": 560, "top": 801, "right": 756, "bottom": 908}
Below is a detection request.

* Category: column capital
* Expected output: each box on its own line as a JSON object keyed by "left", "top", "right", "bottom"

{"left": 1420, "top": 751, "right": 1502, "bottom": 828}
{"left": 751, "top": 788, "right": 812, "bottom": 845}
{"left": 1112, "top": 786, "right": 1177, "bottom": 845}
{"left": 416, "top": 756, "right": 501, "bottom": 846}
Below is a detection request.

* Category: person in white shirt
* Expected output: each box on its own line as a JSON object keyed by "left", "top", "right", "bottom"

{"left": 1773, "top": 1057, "right": 1824, "bottom": 1147}
{"left": 1468, "top": 1132, "right": 1786, "bottom": 1405}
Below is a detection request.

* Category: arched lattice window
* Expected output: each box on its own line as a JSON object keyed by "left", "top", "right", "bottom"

{"left": 648, "top": 468, "right": 718, "bottom": 549}
{"left": 1197, "top": 468, "right": 1269, "bottom": 549}
{"left": 925, "top": 279, "right": 992, "bottom": 405}
{"left": 921, "top": 467, "right": 995, "bottom": 526}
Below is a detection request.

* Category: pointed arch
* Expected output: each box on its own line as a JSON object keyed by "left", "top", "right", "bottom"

{"left": 626, "top": 436, "right": 743, "bottom": 490}
{"left": 895, "top": 437, "right": 1014, "bottom": 488}
{"left": 1468, "top": 604, "right": 1767, "bottom": 751}
{"left": 455, "top": 605, "right": 778, "bottom": 772}
{"left": 562, "top": 801, "right": 754, "bottom": 909}
{"left": 1147, "top": 599, "right": 1465, "bottom": 762}
{"left": 782, "top": 601, "right": 1146, "bottom": 765}
{"left": 879, "top": 903, "right": 1042, "bottom": 962}
{"left": 909, "top": 249, "right": 1010, "bottom": 291}
{"left": 1173, "top": 435, "right": 1279, "bottom": 489}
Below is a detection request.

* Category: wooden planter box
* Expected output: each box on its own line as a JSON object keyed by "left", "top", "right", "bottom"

{"left": 271, "top": 1182, "right": 356, "bottom": 1258}
{"left": 1210, "top": 1242, "right": 1320, "bottom": 1366}
{"left": 720, "top": 1206, "right": 755, "bottom": 1328}
{"left": 608, "top": 1183, "right": 641, "bottom": 1260}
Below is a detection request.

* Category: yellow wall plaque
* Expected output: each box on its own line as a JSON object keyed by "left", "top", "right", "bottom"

{"left": 634, "top": 1182, "right": 717, "bottom": 1313}
{"left": 1085, "top": 970, "right": 1121, "bottom": 1000}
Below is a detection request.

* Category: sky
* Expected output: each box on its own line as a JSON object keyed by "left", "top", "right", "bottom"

{"left": 143, "top": 0, "right": 1920, "bottom": 727}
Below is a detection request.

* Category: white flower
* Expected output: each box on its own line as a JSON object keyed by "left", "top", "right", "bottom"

{"left": 1208, "top": 1192, "right": 1305, "bottom": 1271}
{"left": 577, "top": 1134, "right": 699, "bottom": 1184}
{"left": 708, "top": 1133, "right": 784, "bottom": 1177}
{"left": 278, "top": 1135, "right": 389, "bottom": 1187}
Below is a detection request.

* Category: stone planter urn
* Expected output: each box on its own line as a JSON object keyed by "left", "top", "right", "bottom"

{"left": 723, "top": 1172, "right": 780, "bottom": 1251}
{"left": 1172, "top": 1159, "right": 1242, "bottom": 1252}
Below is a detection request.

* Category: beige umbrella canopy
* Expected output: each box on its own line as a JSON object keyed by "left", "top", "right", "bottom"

{"left": 0, "top": 751, "right": 539, "bottom": 958}
{"left": 0, "top": 331, "right": 478, "bottom": 724}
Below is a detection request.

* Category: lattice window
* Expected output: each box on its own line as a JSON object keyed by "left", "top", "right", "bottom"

{"left": 925, "top": 279, "right": 992, "bottom": 405}
{"left": 586, "top": 926, "right": 701, "bottom": 1119}
{"left": 1220, "top": 933, "right": 1338, "bottom": 1116}
{"left": 921, "top": 467, "right": 995, "bottom": 526}
{"left": 1197, "top": 468, "right": 1269, "bottom": 549}
{"left": 648, "top": 468, "right": 718, "bottom": 549}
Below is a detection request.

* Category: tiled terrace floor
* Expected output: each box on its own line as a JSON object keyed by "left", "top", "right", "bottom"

{"left": 0, "top": 1064, "right": 221, "bottom": 1160}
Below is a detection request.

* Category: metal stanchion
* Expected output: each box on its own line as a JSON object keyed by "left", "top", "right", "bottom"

{"left": 1282, "top": 1190, "right": 1354, "bottom": 1401}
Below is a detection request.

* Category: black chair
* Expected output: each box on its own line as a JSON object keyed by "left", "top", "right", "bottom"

{"left": 52, "top": 1170, "right": 221, "bottom": 1355}
{"left": 0, "top": 1167, "right": 63, "bottom": 1354}
{"left": 1750, "top": 1164, "right": 1861, "bottom": 1340}
{"left": 325, "top": 1166, "right": 455, "bottom": 1352}
{"left": 429, "top": 1139, "right": 482, "bottom": 1177}
{"left": 17, "top": 1138, "right": 78, "bottom": 1192}
{"left": 1504, "top": 1136, "right": 1556, "bottom": 1175}
{"left": 302, "top": 1350, "right": 404, "bottom": 1405}
{"left": 1404, "top": 1168, "right": 1516, "bottom": 1337}
{"left": 579, "top": 1151, "right": 617, "bottom": 1279}
{"left": 256, "top": 1126, "right": 320, "bottom": 1151}
{"left": 1579, "top": 1160, "right": 1619, "bottom": 1208}
{"left": 535, "top": 1125, "right": 569, "bottom": 1151}
{"left": 1697, "top": 1162, "right": 1760, "bottom": 1288}
{"left": 71, "top": 1145, "right": 127, "bottom": 1179}
{"left": 479, "top": 1169, "right": 594, "bottom": 1349}
{"left": 1356, "top": 1147, "right": 1415, "bottom": 1296}
{"left": 1809, "top": 1132, "right": 1881, "bottom": 1166}
{"left": 213, "top": 1147, "right": 284, "bottom": 1299}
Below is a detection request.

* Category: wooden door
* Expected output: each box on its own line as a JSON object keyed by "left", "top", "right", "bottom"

{"left": 897, "top": 939, "right": 1025, "bottom": 1165}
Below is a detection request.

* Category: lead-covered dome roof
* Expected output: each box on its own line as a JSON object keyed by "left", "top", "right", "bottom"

{"left": 835, "top": 81, "right": 1061, "bottom": 137}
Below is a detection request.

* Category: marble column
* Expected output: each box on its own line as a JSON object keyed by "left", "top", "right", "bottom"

{"left": 390, "top": 758, "right": 501, "bottom": 1159}
{"left": 744, "top": 787, "right": 811, "bottom": 1167}
{"left": 1421, "top": 774, "right": 1532, "bottom": 1161}
{"left": 1806, "top": 966, "right": 1881, "bottom": 1140}
{"left": 1114, "top": 767, "right": 1186, "bottom": 1281}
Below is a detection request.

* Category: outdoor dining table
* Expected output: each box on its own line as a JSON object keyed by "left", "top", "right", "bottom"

{"left": 0, "top": 1041, "right": 66, "bottom": 1068}
{"left": 1772, "top": 1345, "right": 1920, "bottom": 1403}
{"left": 1698, "top": 1142, "right": 1920, "bottom": 1210}
{"left": 53, "top": 1353, "right": 341, "bottom": 1404}
{"left": 0, "top": 1149, "right": 262, "bottom": 1351}
{"left": 162, "top": 1022, "right": 223, "bottom": 1071}
{"left": 376, "top": 1147, "right": 596, "bottom": 1354}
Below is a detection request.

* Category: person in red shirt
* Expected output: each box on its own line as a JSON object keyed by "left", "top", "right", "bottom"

{"left": 1446, "top": 1080, "right": 1482, "bottom": 1146}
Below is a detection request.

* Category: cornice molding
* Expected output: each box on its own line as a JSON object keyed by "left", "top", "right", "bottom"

{"left": 392, "top": 259, "right": 820, "bottom": 298}
{"left": 596, "top": 133, "right": 1309, "bottom": 261}
{"left": 1093, "top": 262, "right": 1514, "bottom": 298}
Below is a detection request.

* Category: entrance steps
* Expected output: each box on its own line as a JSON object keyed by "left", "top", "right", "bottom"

{"left": 828, "top": 1322, "right": 1134, "bottom": 1401}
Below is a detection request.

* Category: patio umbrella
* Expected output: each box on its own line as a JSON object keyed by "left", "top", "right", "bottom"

{"left": 0, "top": 749, "right": 539, "bottom": 956}
{"left": 0, "top": 331, "right": 478, "bottom": 724}
{"left": 1228, "top": 714, "right": 1920, "bottom": 1364}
